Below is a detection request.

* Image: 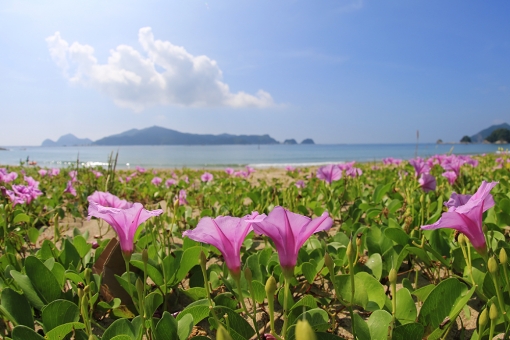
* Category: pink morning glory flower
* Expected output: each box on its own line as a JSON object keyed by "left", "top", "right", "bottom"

{"left": 151, "top": 177, "right": 163, "bottom": 186}
{"left": 295, "top": 180, "right": 305, "bottom": 189}
{"left": 92, "top": 170, "right": 103, "bottom": 178}
{"left": 165, "top": 179, "right": 177, "bottom": 187}
{"left": 136, "top": 166, "right": 146, "bottom": 173}
{"left": 285, "top": 166, "right": 295, "bottom": 172}
{"left": 88, "top": 192, "right": 163, "bottom": 256}
{"left": 246, "top": 166, "right": 255, "bottom": 175}
{"left": 409, "top": 158, "right": 430, "bottom": 178}
{"left": 178, "top": 189, "right": 188, "bottom": 205}
{"left": 316, "top": 164, "right": 341, "bottom": 184}
{"left": 442, "top": 171, "right": 457, "bottom": 185}
{"left": 421, "top": 181, "right": 498, "bottom": 255}
{"left": 0, "top": 169, "right": 18, "bottom": 183}
{"left": 346, "top": 167, "right": 363, "bottom": 178}
{"left": 418, "top": 173, "right": 436, "bottom": 192}
{"left": 225, "top": 168, "right": 235, "bottom": 175}
{"left": 252, "top": 206, "right": 333, "bottom": 276}
{"left": 49, "top": 168, "right": 60, "bottom": 177}
{"left": 64, "top": 181, "right": 77, "bottom": 196}
{"left": 38, "top": 169, "right": 48, "bottom": 177}
{"left": 201, "top": 172, "right": 213, "bottom": 182}
{"left": 69, "top": 170, "right": 78, "bottom": 182}
{"left": 183, "top": 212, "right": 265, "bottom": 276}
{"left": 87, "top": 191, "right": 132, "bottom": 210}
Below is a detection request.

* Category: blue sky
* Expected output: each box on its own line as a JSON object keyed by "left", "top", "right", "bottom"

{"left": 1, "top": 0, "right": 509, "bottom": 145}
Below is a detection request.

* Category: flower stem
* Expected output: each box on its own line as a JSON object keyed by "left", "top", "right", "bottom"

{"left": 235, "top": 276, "right": 260, "bottom": 339}
{"left": 281, "top": 279, "right": 291, "bottom": 339}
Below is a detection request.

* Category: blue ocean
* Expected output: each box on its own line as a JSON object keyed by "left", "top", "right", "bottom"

{"left": 0, "top": 144, "right": 504, "bottom": 169}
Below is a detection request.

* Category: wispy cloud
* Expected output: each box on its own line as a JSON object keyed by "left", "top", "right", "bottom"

{"left": 46, "top": 28, "right": 275, "bottom": 111}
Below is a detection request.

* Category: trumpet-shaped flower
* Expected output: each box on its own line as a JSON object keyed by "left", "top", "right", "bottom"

{"left": 316, "top": 164, "right": 341, "bottom": 184}
{"left": 418, "top": 173, "right": 436, "bottom": 192}
{"left": 183, "top": 212, "right": 265, "bottom": 275}
{"left": 64, "top": 181, "right": 77, "bottom": 196}
{"left": 421, "top": 181, "right": 497, "bottom": 254}
{"left": 88, "top": 192, "right": 163, "bottom": 256}
{"left": 252, "top": 206, "right": 333, "bottom": 276}
{"left": 442, "top": 171, "right": 458, "bottom": 185}
{"left": 151, "top": 177, "right": 162, "bottom": 186}
{"left": 201, "top": 172, "right": 213, "bottom": 182}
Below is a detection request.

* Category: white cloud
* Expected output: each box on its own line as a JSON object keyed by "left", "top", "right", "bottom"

{"left": 46, "top": 27, "right": 275, "bottom": 111}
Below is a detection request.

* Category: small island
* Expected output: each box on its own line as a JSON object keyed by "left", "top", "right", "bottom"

{"left": 301, "top": 138, "right": 315, "bottom": 145}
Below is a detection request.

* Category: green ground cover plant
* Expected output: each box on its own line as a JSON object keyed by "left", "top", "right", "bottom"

{"left": 0, "top": 152, "right": 509, "bottom": 339}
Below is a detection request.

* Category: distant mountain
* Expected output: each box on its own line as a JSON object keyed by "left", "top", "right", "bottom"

{"left": 301, "top": 138, "right": 315, "bottom": 145}
{"left": 470, "top": 123, "right": 510, "bottom": 143}
{"left": 42, "top": 134, "right": 93, "bottom": 147}
{"left": 283, "top": 139, "right": 298, "bottom": 145}
{"left": 93, "top": 126, "right": 280, "bottom": 146}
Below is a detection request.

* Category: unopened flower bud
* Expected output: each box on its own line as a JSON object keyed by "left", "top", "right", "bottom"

{"left": 346, "top": 240, "right": 353, "bottom": 260}
{"left": 356, "top": 236, "right": 362, "bottom": 248}
{"left": 389, "top": 268, "right": 397, "bottom": 285}
{"left": 483, "top": 225, "right": 488, "bottom": 234}
{"left": 91, "top": 241, "right": 99, "bottom": 249}
{"left": 142, "top": 248, "right": 149, "bottom": 265}
{"left": 83, "top": 285, "right": 90, "bottom": 295}
{"left": 295, "top": 319, "right": 317, "bottom": 340}
{"left": 499, "top": 248, "right": 508, "bottom": 265}
{"left": 490, "top": 303, "right": 499, "bottom": 320}
{"left": 244, "top": 267, "right": 252, "bottom": 282}
{"left": 488, "top": 257, "right": 498, "bottom": 274}
{"left": 419, "top": 194, "right": 425, "bottom": 204}
{"left": 265, "top": 276, "right": 277, "bottom": 298}
{"left": 479, "top": 307, "right": 489, "bottom": 327}
{"left": 200, "top": 251, "right": 207, "bottom": 269}
{"left": 136, "top": 278, "right": 144, "bottom": 297}
{"left": 216, "top": 325, "right": 234, "bottom": 340}
{"left": 77, "top": 288, "right": 84, "bottom": 300}
{"left": 84, "top": 268, "right": 92, "bottom": 284}
{"left": 457, "top": 233, "right": 466, "bottom": 246}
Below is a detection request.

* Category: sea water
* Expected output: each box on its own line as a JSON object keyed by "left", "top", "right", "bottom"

{"left": 0, "top": 143, "right": 504, "bottom": 169}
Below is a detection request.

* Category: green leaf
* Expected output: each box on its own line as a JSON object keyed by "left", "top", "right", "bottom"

{"left": 9, "top": 270, "right": 45, "bottom": 310}
{"left": 214, "top": 292, "right": 238, "bottom": 310}
{"left": 59, "top": 239, "right": 81, "bottom": 270}
{"left": 130, "top": 254, "right": 164, "bottom": 287}
{"left": 365, "top": 253, "right": 383, "bottom": 280}
{"left": 13, "top": 213, "right": 30, "bottom": 224}
{"left": 73, "top": 235, "right": 92, "bottom": 258}
{"left": 412, "top": 284, "right": 435, "bottom": 302}
{"left": 44, "top": 322, "right": 85, "bottom": 340}
{"left": 213, "top": 306, "right": 255, "bottom": 339}
{"left": 250, "top": 280, "right": 266, "bottom": 303}
{"left": 109, "top": 336, "right": 133, "bottom": 340}
{"left": 392, "top": 323, "right": 425, "bottom": 340}
{"left": 176, "top": 305, "right": 210, "bottom": 325}
{"left": 373, "top": 182, "right": 392, "bottom": 204}
{"left": 367, "top": 310, "right": 392, "bottom": 340}
{"left": 154, "top": 312, "right": 178, "bottom": 340}
{"left": 180, "top": 287, "right": 207, "bottom": 301}
{"left": 144, "top": 292, "right": 163, "bottom": 320}
{"left": 24, "top": 256, "right": 62, "bottom": 305}
{"left": 353, "top": 313, "right": 370, "bottom": 340}
{"left": 286, "top": 308, "right": 330, "bottom": 340}
{"left": 355, "top": 272, "right": 386, "bottom": 311}
{"left": 177, "top": 313, "right": 194, "bottom": 340}
{"left": 302, "top": 262, "right": 318, "bottom": 284}
{"left": 11, "top": 325, "right": 44, "bottom": 340}
{"left": 102, "top": 318, "right": 136, "bottom": 340}
{"left": 395, "top": 288, "right": 416, "bottom": 325}
{"left": 418, "top": 278, "right": 468, "bottom": 335}
{"left": 27, "top": 227, "right": 40, "bottom": 245}
{"left": 41, "top": 299, "right": 79, "bottom": 332}
{"left": 0, "top": 288, "right": 34, "bottom": 328}
{"left": 384, "top": 227, "right": 409, "bottom": 246}
{"left": 175, "top": 247, "right": 202, "bottom": 284}
{"left": 334, "top": 274, "right": 368, "bottom": 308}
